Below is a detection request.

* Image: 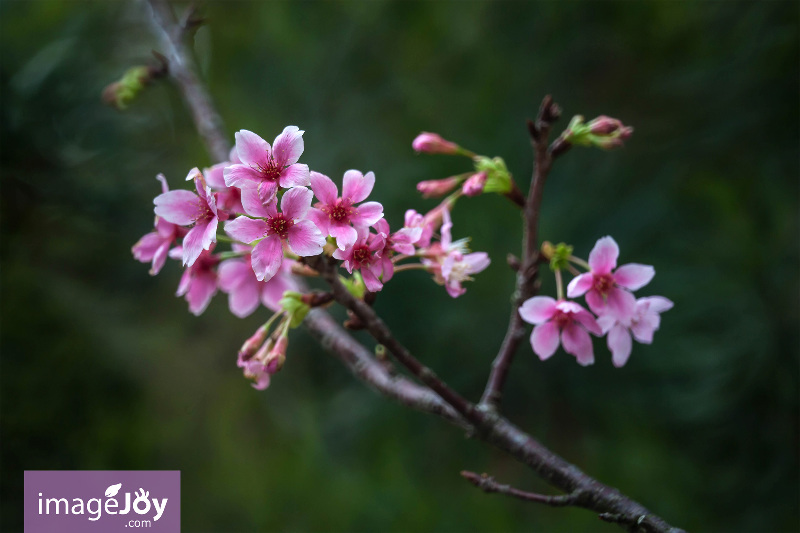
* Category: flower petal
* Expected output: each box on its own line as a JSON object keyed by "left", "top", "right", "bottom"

{"left": 330, "top": 223, "right": 358, "bottom": 250}
{"left": 310, "top": 171, "right": 338, "bottom": 205}
{"left": 154, "top": 190, "right": 200, "bottom": 226}
{"left": 585, "top": 289, "right": 606, "bottom": 316}
{"left": 250, "top": 235, "right": 283, "bottom": 282}
{"left": 531, "top": 322, "right": 560, "bottom": 360}
{"left": 519, "top": 296, "right": 557, "bottom": 325}
{"left": 567, "top": 273, "right": 594, "bottom": 298}
{"left": 186, "top": 270, "right": 218, "bottom": 316}
{"left": 281, "top": 186, "right": 313, "bottom": 220}
{"left": 287, "top": 220, "right": 325, "bottom": 257}
{"left": 361, "top": 267, "right": 383, "bottom": 292}
{"left": 235, "top": 129, "right": 270, "bottom": 167}
{"left": 224, "top": 216, "right": 268, "bottom": 244}
{"left": 640, "top": 296, "right": 674, "bottom": 314}
{"left": 306, "top": 207, "right": 330, "bottom": 235}
{"left": 239, "top": 185, "right": 277, "bottom": 218}
{"left": 608, "top": 324, "right": 633, "bottom": 367}
{"left": 279, "top": 163, "right": 310, "bottom": 188}
{"left": 614, "top": 263, "right": 655, "bottom": 291}
{"left": 343, "top": 170, "right": 375, "bottom": 203}
{"left": 463, "top": 252, "right": 490, "bottom": 274}
{"left": 228, "top": 279, "right": 260, "bottom": 318}
{"left": 588, "top": 236, "right": 619, "bottom": 275}
{"left": 217, "top": 259, "right": 252, "bottom": 292}
{"left": 223, "top": 163, "right": 263, "bottom": 189}
{"left": 182, "top": 223, "right": 207, "bottom": 267}
{"left": 562, "top": 323, "right": 594, "bottom": 366}
{"left": 573, "top": 308, "right": 602, "bottom": 336}
{"left": 271, "top": 126, "right": 304, "bottom": 167}
{"left": 352, "top": 201, "right": 384, "bottom": 227}
{"left": 607, "top": 287, "right": 637, "bottom": 322}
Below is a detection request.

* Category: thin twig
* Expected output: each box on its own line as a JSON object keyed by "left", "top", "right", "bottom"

{"left": 460, "top": 471, "right": 579, "bottom": 506}
{"left": 479, "top": 96, "right": 561, "bottom": 410}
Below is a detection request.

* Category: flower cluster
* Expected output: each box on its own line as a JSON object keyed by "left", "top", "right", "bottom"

{"left": 133, "top": 126, "right": 495, "bottom": 388}
{"left": 519, "top": 236, "right": 672, "bottom": 367}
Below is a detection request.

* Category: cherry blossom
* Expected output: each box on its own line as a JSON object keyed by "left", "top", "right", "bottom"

{"left": 132, "top": 174, "right": 185, "bottom": 275}
{"left": 171, "top": 247, "right": 219, "bottom": 316}
{"left": 597, "top": 296, "right": 674, "bottom": 367}
{"left": 307, "top": 170, "right": 383, "bottom": 250}
{"left": 204, "top": 147, "right": 244, "bottom": 215}
{"left": 519, "top": 296, "right": 602, "bottom": 366}
{"left": 333, "top": 226, "right": 386, "bottom": 292}
{"left": 218, "top": 250, "right": 298, "bottom": 318}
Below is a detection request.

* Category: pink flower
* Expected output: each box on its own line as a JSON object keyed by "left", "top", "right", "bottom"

{"left": 133, "top": 174, "right": 185, "bottom": 275}
{"left": 172, "top": 247, "right": 219, "bottom": 316}
{"left": 567, "top": 236, "right": 654, "bottom": 321}
{"left": 307, "top": 170, "right": 384, "bottom": 250}
{"left": 412, "top": 132, "right": 460, "bottom": 155}
{"left": 204, "top": 147, "right": 244, "bottom": 215}
{"left": 462, "top": 171, "right": 488, "bottom": 196}
{"left": 597, "top": 296, "right": 674, "bottom": 367}
{"left": 403, "top": 209, "right": 434, "bottom": 248}
{"left": 374, "top": 218, "right": 422, "bottom": 256}
{"left": 223, "top": 126, "right": 310, "bottom": 199}
{"left": 519, "top": 297, "right": 603, "bottom": 366}
{"left": 218, "top": 250, "right": 298, "bottom": 318}
{"left": 225, "top": 187, "right": 325, "bottom": 282}
{"left": 416, "top": 176, "right": 461, "bottom": 198}
{"left": 237, "top": 355, "right": 272, "bottom": 390}
{"left": 153, "top": 168, "right": 219, "bottom": 267}
{"left": 333, "top": 226, "right": 386, "bottom": 292}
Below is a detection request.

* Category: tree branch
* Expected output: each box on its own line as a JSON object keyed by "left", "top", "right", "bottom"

{"left": 479, "top": 96, "right": 561, "bottom": 410}
{"left": 460, "top": 471, "right": 579, "bottom": 506}
{"left": 140, "top": 3, "right": 685, "bottom": 531}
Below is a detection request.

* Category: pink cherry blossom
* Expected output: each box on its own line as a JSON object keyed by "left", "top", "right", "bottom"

{"left": 218, "top": 250, "right": 299, "bottom": 318}
{"left": 133, "top": 174, "right": 186, "bottom": 275}
{"left": 416, "top": 177, "right": 461, "bottom": 198}
{"left": 224, "top": 187, "right": 325, "bottom": 282}
{"left": 597, "top": 296, "right": 674, "bottom": 367}
{"left": 567, "top": 236, "right": 654, "bottom": 321}
{"left": 223, "top": 126, "right": 310, "bottom": 200}
{"left": 172, "top": 247, "right": 219, "bottom": 316}
{"left": 204, "top": 147, "right": 244, "bottom": 215}
{"left": 412, "top": 132, "right": 460, "bottom": 155}
{"left": 307, "top": 170, "right": 384, "bottom": 250}
{"left": 519, "top": 296, "right": 603, "bottom": 366}
{"left": 333, "top": 226, "right": 386, "bottom": 292}
{"left": 403, "top": 209, "right": 434, "bottom": 248}
{"left": 153, "top": 168, "right": 219, "bottom": 267}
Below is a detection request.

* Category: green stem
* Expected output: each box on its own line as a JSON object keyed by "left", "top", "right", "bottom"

{"left": 569, "top": 256, "right": 591, "bottom": 270}
{"left": 555, "top": 269, "right": 564, "bottom": 301}
{"left": 393, "top": 263, "right": 429, "bottom": 273}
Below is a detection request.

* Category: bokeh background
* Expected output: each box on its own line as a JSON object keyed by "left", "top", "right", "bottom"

{"left": 2, "top": 1, "right": 798, "bottom": 531}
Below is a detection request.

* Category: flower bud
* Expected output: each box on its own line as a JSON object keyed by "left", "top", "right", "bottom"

{"left": 412, "top": 132, "right": 460, "bottom": 155}
{"left": 101, "top": 66, "right": 151, "bottom": 111}
{"left": 462, "top": 172, "right": 488, "bottom": 197}
{"left": 416, "top": 177, "right": 461, "bottom": 198}
{"left": 560, "top": 115, "right": 633, "bottom": 150}
{"left": 473, "top": 156, "right": 512, "bottom": 194}
{"left": 265, "top": 335, "right": 289, "bottom": 373}
{"left": 238, "top": 324, "right": 269, "bottom": 362}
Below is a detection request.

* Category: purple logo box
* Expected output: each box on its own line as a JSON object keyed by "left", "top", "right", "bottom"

{"left": 24, "top": 471, "right": 180, "bottom": 533}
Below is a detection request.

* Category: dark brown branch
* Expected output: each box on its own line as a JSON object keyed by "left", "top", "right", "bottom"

{"left": 479, "top": 96, "right": 561, "bottom": 410}
{"left": 141, "top": 4, "right": 684, "bottom": 531}
{"left": 461, "top": 471, "right": 579, "bottom": 506}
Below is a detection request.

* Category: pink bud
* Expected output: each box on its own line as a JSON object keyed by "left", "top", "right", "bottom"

{"left": 461, "top": 172, "right": 487, "bottom": 197}
{"left": 412, "top": 132, "right": 460, "bottom": 155}
{"left": 238, "top": 325, "right": 269, "bottom": 362}
{"left": 588, "top": 116, "right": 633, "bottom": 139}
{"left": 265, "top": 336, "right": 289, "bottom": 373}
{"left": 416, "top": 177, "right": 461, "bottom": 198}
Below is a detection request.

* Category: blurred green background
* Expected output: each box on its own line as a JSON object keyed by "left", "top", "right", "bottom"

{"left": 2, "top": 1, "right": 798, "bottom": 531}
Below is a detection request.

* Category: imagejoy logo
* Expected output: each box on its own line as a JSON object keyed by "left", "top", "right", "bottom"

{"left": 24, "top": 471, "right": 180, "bottom": 533}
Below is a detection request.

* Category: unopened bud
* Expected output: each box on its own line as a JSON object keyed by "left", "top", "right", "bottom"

{"left": 102, "top": 66, "right": 151, "bottom": 111}
{"left": 265, "top": 336, "right": 289, "bottom": 373}
{"left": 473, "top": 156, "right": 512, "bottom": 194}
{"left": 412, "top": 132, "right": 461, "bottom": 155}
{"left": 416, "top": 177, "right": 461, "bottom": 198}
{"left": 462, "top": 172, "right": 488, "bottom": 197}
{"left": 561, "top": 115, "right": 633, "bottom": 150}
{"left": 238, "top": 324, "right": 269, "bottom": 362}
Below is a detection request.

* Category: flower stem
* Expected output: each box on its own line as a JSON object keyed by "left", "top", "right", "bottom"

{"left": 569, "top": 256, "right": 591, "bottom": 270}
{"left": 555, "top": 268, "right": 564, "bottom": 301}
{"left": 393, "top": 263, "right": 429, "bottom": 273}
{"left": 217, "top": 251, "right": 247, "bottom": 260}
{"left": 216, "top": 234, "right": 238, "bottom": 244}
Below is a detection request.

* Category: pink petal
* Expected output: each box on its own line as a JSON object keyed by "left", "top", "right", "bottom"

{"left": 176, "top": 268, "right": 191, "bottom": 297}
{"left": 381, "top": 256, "right": 394, "bottom": 283}
{"left": 596, "top": 314, "right": 616, "bottom": 335}
{"left": 307, "top": 207, "right": 330, "bottom": 235}
{"left": 235, "top": 129, "right": 270, "bottom": 167}
{"left": 445, "top": 281, "right": 466, "bottom": 298}
{"left": 531, "top": 322, "right": 560, "bottom": 360}
{"left": 202, "top": 216, "right": 218, "bottom": 250}
{"left": 373, "top": 218, "right": 390, "bottom": 235}
{"left": 640, "top": 296, "right": 674, "bottom": 314}
{"left": 224, "top": 216, "right": 268, "bottom": 244}
{"left": 154, "top": 190, "right": 200, "bottom": 226}
{"left": 607, "top": 287, "right": 637, "bottom": 321}
{"left": 361, "top": 267, "right": 383, "bottom": 292}
{"left": 585, "top": 289, "right": 606, "bottom": 316}
{"left": 463, "top": 252, "right": 490, "bottom": 274}
{"left": 156, "top": 173, "right": 170, "bottom": 194}
{"left": 271, "top": 126, "right": 304, "bottom": 167}
{"left": 250, "top": 235, "right": 283, "bottom": 282}
{"left": 278, "top": 163, "right": 310, "bottom": 188}
{"left": 519, "top": 296, "right": 557, "bottom": 325}
{"left": 281, "top": 186, "right": 313, "bottom": 220}
{"left": 573, "top": 308, "right": 602, "bottom": 336}
{"left": 588, "top": 236, "right": 619, "bottom": 275}
{"left": 240, "top": 186, "right": 276, "bottom": 218}
{"left": 228, "top": 279, "right": 261, "bottom": 318}
{"left": 310, "top": 171, "right": 338, "bottom": 205}
{"left": 186, "top": 270, "right": 218, "bottom": 316}
{"left": 223, "top": 163, "right": 264, "bottom": 189}
{"left": 330, "top": 223, "right": 358, "bottom": 250}
{"left": 132, "top": 232, "right": 163, "bottom": 263}
{"left": 342, "top": 170, "right": 375, "bottom": 203}
{"left": 562, "top": 323, "right": 594, "bottom": 366}
{"left": 203, "top": 162, "right": 227, "bottom": 190}
{"left": 182, "top": 223, "right": 207, "bottom": 267}
{"left": 567, "top": 273, "right": 594, "bottom": 298}
{"left": 287, "top": 220, "right": 325, "bottom": 256}
{"left": 352, "top": 201, "right": 384, "bottom": 227}
{"left": 614, "top": 263, "right": 655, "bottom": 291}
{"left": 217, "top": 259, "right": 252, "bottom": 292}
{"left": 608, "top": 324, "right": 633, "bottom": 367}
{"left": 631, "top": 317, "right": 657, "bottom": 344}
{"left": 151, "top": 241, "right": 170, "bottom": 276}
{"left": 261, "top": 266, "right": 297, "bottom": 312}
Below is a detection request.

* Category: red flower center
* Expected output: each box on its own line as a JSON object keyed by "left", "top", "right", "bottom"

{"left": 268, "top": 214, "right": 293, "bottom": 239}
{"left": 352, "top": 246, "right": 371, "bottom": 265}
{"left": 592, "top": 273, "right": 615, "bottom": 296}
{"left": 553, "top": 311, "right": 572, "bottom": 329}
{"left": 256, "top": 158, "right": 282, "bottom": 182}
